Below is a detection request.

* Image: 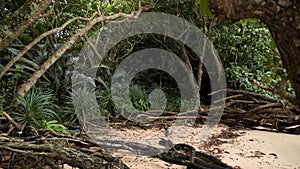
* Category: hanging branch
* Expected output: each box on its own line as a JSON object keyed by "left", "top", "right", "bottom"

{"left": 17, "top": 4, "right": 154, "bottom": 97}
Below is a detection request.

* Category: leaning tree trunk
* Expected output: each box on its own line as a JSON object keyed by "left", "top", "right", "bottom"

{"left": 210, "top": 0, "right": 300, "bottom": 106}
{"left": 0, "top": 0, "right": 52, "bottom": 52}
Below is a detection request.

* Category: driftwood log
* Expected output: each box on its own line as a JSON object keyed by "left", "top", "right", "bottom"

{"left": 95, "top": 139, "right": 233, "bottom": 169}
{"left": 0, "top": 135, "right": 129, "bottom": 169}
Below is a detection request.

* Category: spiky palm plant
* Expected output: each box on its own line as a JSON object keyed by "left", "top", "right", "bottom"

{"left": 14, "top": 87, "right": 59, "bottom": 128}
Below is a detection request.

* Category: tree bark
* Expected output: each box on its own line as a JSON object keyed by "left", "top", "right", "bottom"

{"left": 0, "top": 0, "right": 52, "bottom": 51}
{"left": 209, "top": 0, "right": 300, "bottom": 105}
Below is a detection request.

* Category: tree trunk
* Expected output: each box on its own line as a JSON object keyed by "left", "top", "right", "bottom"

{"left": 0, "top": 0, "right": 52, "bottom": 51}
{"left": 210, "top": 0, "right": 300, "bottom": 105}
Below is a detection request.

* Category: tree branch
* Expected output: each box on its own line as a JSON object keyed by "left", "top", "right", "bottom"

{"left": 17, "top": 5, "right": 154, "bottom": 97}
{"left": 1, "top": 111, "right": 22, "bottom": 130}
{"left": 0, "top": 12, "right": 98, "bottom": 79}
{"left": 248, "top": 77, "right": 296, "bottom": 104}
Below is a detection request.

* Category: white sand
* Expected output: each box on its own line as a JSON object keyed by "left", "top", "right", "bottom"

{"left": 218, "top": 130, "right": 300, "bottom": 169}
{"left": 111, "top": 126, "right": 300, "bottom": 169}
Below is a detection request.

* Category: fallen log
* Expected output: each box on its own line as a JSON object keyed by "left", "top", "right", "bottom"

{"left": 95, "top": 139, "right": 233, "bottom": 169}
{"left": 0, "top": 136, "right": 129, "bottom": 169}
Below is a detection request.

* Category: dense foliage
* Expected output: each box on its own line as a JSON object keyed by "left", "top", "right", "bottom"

{"left": 0, "top": 0, "right": 291, "bottom": 132}
{"left": 210, "top": 19, "right": 290, "bottom": 97}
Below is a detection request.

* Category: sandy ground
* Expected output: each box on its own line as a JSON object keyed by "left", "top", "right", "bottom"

{"left": 217, "top": 129, "right": 300, "bottom": 169}
{"left": 110, "top": 125, "right": 300, "bottom": 169}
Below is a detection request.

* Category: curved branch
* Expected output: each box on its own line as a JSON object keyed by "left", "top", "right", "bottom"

{"left": 0, "top": 12, "right": 98, "bottom": 79}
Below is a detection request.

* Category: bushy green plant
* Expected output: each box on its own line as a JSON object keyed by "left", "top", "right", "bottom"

{"left": 70, "top": 85, "right": 106, "bottom": 125}
{"left": 93, "top": 77, "right": 117, "bottom": 117}
{"left": 129, "top": 84, "right": 150, "bottom": 111}
{"left": 13, "top": 87, "right": 59, "bottom": 128}
{"left": 128, "top": 84, "right": 183, "bottom": 112}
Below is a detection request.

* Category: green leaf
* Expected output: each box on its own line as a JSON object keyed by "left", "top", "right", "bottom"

{"left": 7, "top": 47, "right": 20, "bottom": 55}
{"left": 270, "top": 39, "right": 277, "bottom": 50}
{"left": 198, "top": 0, "right": 214, "bottom": 18}
{"left": 43, "top": 120, "right": 70, "bottom": 134}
